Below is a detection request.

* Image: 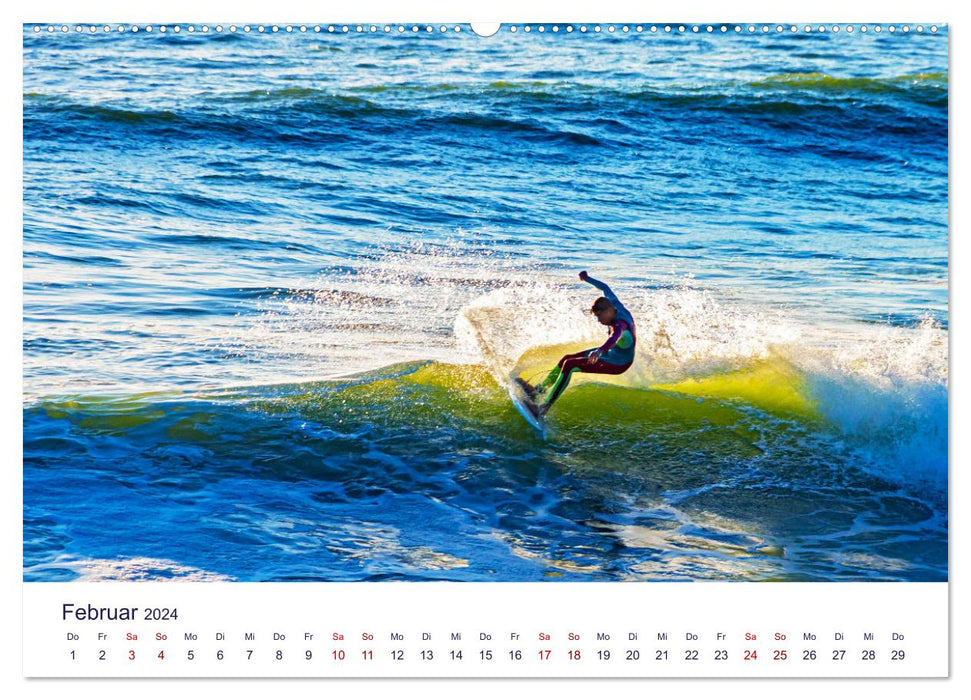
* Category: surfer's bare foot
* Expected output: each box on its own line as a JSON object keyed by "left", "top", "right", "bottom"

{"left": 537, "top": 403, "right": 550, "bottom": 419}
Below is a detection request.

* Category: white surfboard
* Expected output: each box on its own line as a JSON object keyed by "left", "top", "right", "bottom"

{"left": 508, "top": 375, "right": 546, "bottom": 437}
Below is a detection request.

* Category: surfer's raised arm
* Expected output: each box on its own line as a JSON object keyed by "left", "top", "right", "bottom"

{"left": 578, "top": 270, "right": 618, "bottom": 303}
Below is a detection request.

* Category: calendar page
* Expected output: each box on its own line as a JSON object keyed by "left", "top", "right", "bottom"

{"left": 18, "top": 0, "right": 954, "bottom": 690}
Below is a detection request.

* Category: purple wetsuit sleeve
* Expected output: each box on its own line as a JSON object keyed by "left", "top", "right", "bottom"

{"left": 597, "top": 320, "right": 629, "bottom": 354}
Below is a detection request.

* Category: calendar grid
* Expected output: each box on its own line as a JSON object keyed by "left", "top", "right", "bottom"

{"left": 24, "top": 583, "right": 948, "bottom": 678}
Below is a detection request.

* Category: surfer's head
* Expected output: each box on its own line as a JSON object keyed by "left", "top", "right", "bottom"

{"left": 590, "top": 296, "right": 616, "bottom": 325}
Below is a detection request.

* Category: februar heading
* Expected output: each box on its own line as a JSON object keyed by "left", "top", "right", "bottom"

{"left": 62, "top": 604, "right": 178, "bottom": 621}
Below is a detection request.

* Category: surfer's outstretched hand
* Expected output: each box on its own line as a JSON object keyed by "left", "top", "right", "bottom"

{"left": 579, "top": 270, "right": 588, "bottom": 281}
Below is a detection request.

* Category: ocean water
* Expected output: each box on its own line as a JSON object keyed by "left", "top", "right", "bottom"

{"left": 23, "top": 25, "right": 948, "bottom": 582}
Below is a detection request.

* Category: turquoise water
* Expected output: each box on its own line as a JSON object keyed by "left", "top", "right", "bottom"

{"left": 23, "top": 25, "right": 947, "bottom": 582}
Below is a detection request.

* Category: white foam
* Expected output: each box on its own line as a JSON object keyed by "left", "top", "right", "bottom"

{"left": 794, "top": 317, "right": 948, "bottom": 490}
{"left": 25, "top": 555, "right": 234, "bottom": 582}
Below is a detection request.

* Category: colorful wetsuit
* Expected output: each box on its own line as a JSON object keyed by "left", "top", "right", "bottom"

{"left": 539, "top": 276, "right": 636, "bottom": 408}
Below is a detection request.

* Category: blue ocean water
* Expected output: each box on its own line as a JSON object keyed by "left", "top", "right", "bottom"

{"left": 23, "top": 25, "right": 947, "bottom": 582}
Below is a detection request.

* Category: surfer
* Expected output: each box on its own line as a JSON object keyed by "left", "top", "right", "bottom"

{"left": 518, "top": 271, "right": 636, "bottom": 418}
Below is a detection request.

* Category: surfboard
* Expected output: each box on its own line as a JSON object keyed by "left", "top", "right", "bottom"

{"left": 508, "top": 375, "right": 546, "bottom": 436}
